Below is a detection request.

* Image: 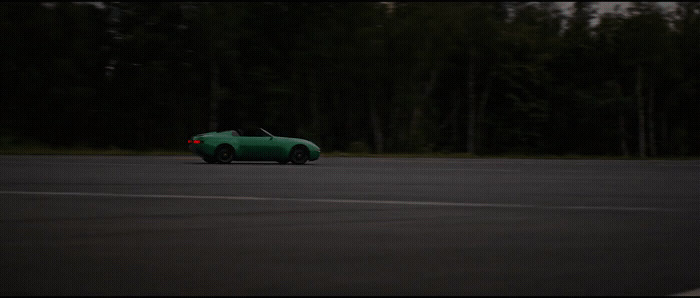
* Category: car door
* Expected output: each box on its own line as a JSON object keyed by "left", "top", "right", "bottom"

{"left": 260, "top": 137, "right": 279, "bottom": 160}
{"left": 238, "top": 136, "right": 266, "bottom": 160}
{"left": 238, "top": 128, "right": 280, "bottom": 160}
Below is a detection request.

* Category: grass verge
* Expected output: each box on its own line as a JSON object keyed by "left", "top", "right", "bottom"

{"left": 0, "top": 146, "right": 697, "bottom": 160}
{"left": 0, "top": 146, "right": 190, "bottom": 156}
{"left": 319, "top": 151, "right": 700, "bottom": 160}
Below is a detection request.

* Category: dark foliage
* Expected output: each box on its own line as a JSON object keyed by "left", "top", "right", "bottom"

{"left": 1, "top": 2, "right": 697, "bottom": 156}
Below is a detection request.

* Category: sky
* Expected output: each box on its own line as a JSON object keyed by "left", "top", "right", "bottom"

{"left": 558, "top": 2, "right": 678, "bottom": 16}
{"left": 557, "top": 2, "right": 679, "bottom": 26}
{"left": 60, "top": 2, "right": 682, "bottom": 27}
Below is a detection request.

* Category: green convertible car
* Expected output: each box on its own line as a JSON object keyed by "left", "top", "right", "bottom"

{"left": 188, "top": 128, "right": 320, "bottom": 164}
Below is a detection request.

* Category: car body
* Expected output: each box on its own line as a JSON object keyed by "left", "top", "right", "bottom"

{"left": 188, "top": 128, "right": 320, "bottom": 164}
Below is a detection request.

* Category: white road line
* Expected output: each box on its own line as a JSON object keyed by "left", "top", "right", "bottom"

{"left": 672, "top": 288, "right": 700, "bottom": 296}
{"left": 0, "top": 191, "right": 687, "bottom": 213}
{"left": 0, "top": 161, "right": 161, "bottom": 166}
{"left": 315, "top": 166, "right": 521, "bottom": 172}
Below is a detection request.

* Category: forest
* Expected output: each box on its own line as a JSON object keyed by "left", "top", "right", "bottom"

{"left": 1, "top": 2, "right": 698, "bottom": 156}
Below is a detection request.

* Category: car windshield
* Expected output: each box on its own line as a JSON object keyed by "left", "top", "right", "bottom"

{"left": 240, "top": 128, "right": 272, "bottom": 137}
{"left": 259, "top": 128, "right": 274, "bottom": 137}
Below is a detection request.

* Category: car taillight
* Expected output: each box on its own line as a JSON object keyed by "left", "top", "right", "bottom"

{"left": 187, "top": 140, "right": 192, "bottom": 144}
{"left": 193, "top": 140, "right": 202, "bottom": 144}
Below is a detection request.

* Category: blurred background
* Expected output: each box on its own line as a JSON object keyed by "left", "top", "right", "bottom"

{"left": 0, "top": 2, "right": 698, "bottom": 156}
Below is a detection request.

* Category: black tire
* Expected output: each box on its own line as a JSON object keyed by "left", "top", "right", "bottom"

{"left": 289, "top": 146, "right": 309, "bottom": 165}
{"left": 202, "top": 156, "right": 217, "bottom": 164}
{"left": 215, "top": 145, "right": 235, "bottom": 163}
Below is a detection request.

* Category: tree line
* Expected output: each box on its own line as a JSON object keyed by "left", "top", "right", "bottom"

{"left": 1, "top": 2, "right": 698, "bottom": 156}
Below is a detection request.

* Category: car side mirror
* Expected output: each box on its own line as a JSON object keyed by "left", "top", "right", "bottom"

{"left": 269, "top": 136, "right": 273, "bottom": 140}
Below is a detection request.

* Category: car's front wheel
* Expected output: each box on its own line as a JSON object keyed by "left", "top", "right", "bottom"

{"left": 289, "top": 146, "right": 309, "bottom": 165}
{"left": 215, "top": 145, "right": 235, "bottom": 163}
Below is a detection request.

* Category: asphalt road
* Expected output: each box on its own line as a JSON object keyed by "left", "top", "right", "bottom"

{"left": 1, "top": 155, "right": 698, "bottom": 295}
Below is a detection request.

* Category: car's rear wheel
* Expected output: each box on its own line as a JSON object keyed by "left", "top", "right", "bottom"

{"left": 215, "top": 145, "right": 235, "bottom": 163}
{"left": 289, "top": 146, "right": 309, "bottom": 165}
